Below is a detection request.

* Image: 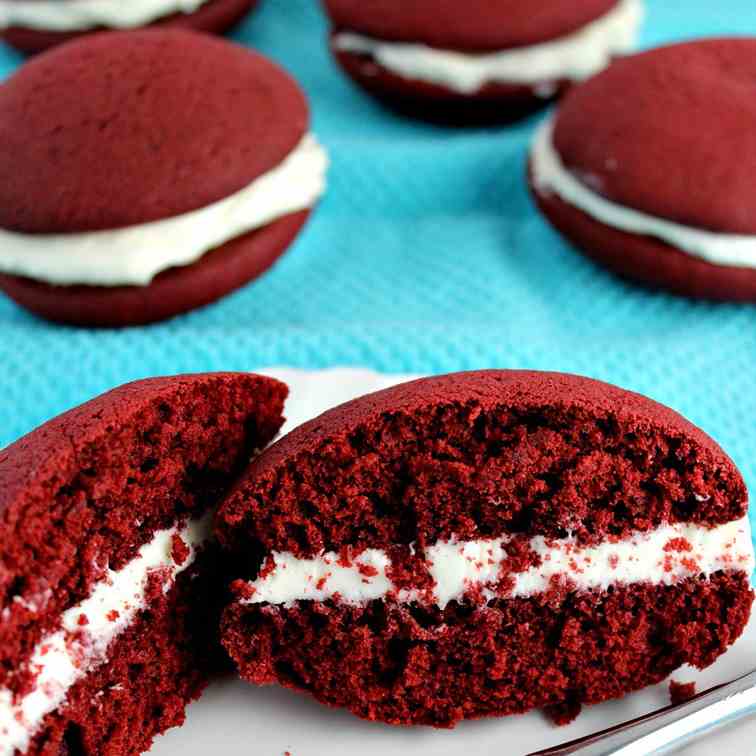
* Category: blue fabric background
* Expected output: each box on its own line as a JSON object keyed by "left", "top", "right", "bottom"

{"left": 1, "top": 0, "right": 755, "bottom": 531}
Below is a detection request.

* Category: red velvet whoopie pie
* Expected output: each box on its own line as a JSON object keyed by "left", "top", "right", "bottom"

{"left": 0, "top": 372, "right": 287, "bottom": 755}
{"left": 530, "top": 38, "right": 756, "bottom": 301}
{"left": 216, "top": 370, "right": 754, "bottom": 727}
{"left": 322, "top": 0, "right": 643, "bottom": 123}
{"left": 0, "top": 0, "right": 259, "bottom": 55}
{"left": 0, "top": 29, "right": 327, "bottom": 326}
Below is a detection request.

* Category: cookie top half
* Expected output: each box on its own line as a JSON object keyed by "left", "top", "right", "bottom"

{"left": 217, "top": 370, "right": 746, "bottom": 555}
{"left": 323, "top": 0, "right": 620, "bottom": 51}
{"left": 0, "top": 29, "right": 308, "bottom": 233}
{"left": 552, "top": 38, "right": 756, "bottom": 234}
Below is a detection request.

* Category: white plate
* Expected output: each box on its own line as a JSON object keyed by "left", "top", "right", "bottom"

{"left": 152, "top": 368, "right": 756, "bottom": 756}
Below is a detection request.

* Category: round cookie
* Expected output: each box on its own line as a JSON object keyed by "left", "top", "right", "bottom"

{"left": 322, "top": 0, "right": 642, "bottom": 123}
{"left": 0, "top": 372, "right": 287, "bottom": 755}
{"left": 529, "top": 38, "right": 756, "bottom": 301}
{"left": 216, "top": 370, "right": 754, "bottom": 727}
{"left": 0, "top": 0, "right": 259, "bottom": 54}
{"left": 0, "top": 29, "right": 327, "bottom": 326}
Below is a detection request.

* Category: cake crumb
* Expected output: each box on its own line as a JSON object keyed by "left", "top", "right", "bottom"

{"left": 664, "top": 537, "right": 693, "bottom": 553}
{"left": 545, "top": 699, "right": 582, "bottom": 726}
{"left": 171, "top": 534, "right": 190, "bottom": 566}
{"left": 357, "top": 562, "right": 378, "bottom": 578}
{"left": 669, "top": 680, "right": 696, "bottom": 705}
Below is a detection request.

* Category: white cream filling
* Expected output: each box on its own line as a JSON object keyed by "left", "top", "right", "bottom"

{"left": 0, "top": 514, "right": 211, "bottom": 756}
{"left": 243, "top": 517, "right": 754, "bottom": 611}
{"left": 0, "top": 134, "right": 328, "bottom": 287}
{"left": 0, "top": 0, "right": 212, "bottom": 31}
{"left": 333, "top": 0, "right": 642, "bottom": 95}
{"left": 531, "top": 119, "right": 756, "bottom": 269}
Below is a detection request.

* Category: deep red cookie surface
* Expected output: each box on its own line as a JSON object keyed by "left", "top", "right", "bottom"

{"left": 531, "top": 38, "right": 756, "bottom": 300}
{"left": 0, "top": 29, "right": 306, "bottom": 232}
{"left": 0, "top": 373, "right": 287, "bottom": 755}
{"left": 0, "top": 209, "right": 310, "bottom": 327}
{"left": 323, "top": 0, "right": 618, "bottom": 52}
{"left": 1, "top": 0, "right": 259, "bottom": 55}
{"left": 217, "top": 370, "right": 752, "bottom": 727}
{"left": 551, "top": 38, "right": 756, "bottom": 234}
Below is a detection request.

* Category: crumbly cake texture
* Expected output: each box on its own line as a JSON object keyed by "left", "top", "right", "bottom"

{"left": 223, "top": 573, "right": 750, "bottom": 727}
{"left": 1, "top": 0, "right": 259, "bottom": 55}
{"left": 530, "top": 38, "right": 756, "bottom": 300}
{"left": 217, "top": 370, "right": 753, "bottom": 727}
{"left": 669, "top": 680, "right": 697, "bottom": 706}
{"left": 323, "top": 0, "right": 619, "bottom": 122}
{"left": 0, "top": 372, "right": 287, "bottom": 754}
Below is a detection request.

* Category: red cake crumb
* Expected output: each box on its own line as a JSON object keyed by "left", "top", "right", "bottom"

{"left": 258, "top": 556, "right": 278, "bottom": 581}
{"left": 107, "top": 610, "right": 120, "bottom": 623}
{"left": 669, "top": 680, "right": 697, "bottom": 705}
{"left": 386, "top": 546, "right": 435, "bottom": 596}
{"left": 337, "top": 546, "right": 361, "bottom": 568}
{"left": 171, "top": 534, "right": 191, "bottom": 566}
{"left": 357, "top": 563, "right": 379, "bottom": 578}
{"left": 545, "top": 700, "right": 582, "bottom": 726}
{"left": 230, "top": 579, "right": 256, "bottom": 602}
{"left": 502, "top": 536, "right": 542, "bottom": 574}
{"left": 77, "top": 614, "right": 89, "bottom": 627}
{"left": 665, "top": 538, "right": 693, "bottom": 553}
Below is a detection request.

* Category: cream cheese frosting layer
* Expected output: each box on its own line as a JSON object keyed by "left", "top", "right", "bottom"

{"left": 242, "top": 517, "right": 755, "bottom": 610}
{"left": 0, "top": 514, "right": 211, "bottom": 756}
{"left": 0, "top": 134, "right": 328, "bottom": 287}
{"left": 531, "top": 119, "right": 756, "bottom": 268}
{"left": 0, "top": 0, "right": 212, "bottom": 31}
{"left": 333, "top": 0, "right": 642, "bottom": 96}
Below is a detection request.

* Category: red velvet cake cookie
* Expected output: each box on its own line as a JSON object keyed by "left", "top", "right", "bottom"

{"left": 0, "top": 29, "right": 327, "bottom": 327}
{"left": 217, "top": 370, "right": 754, "bottom": 727}
{"left": 530, "top": 38, "right": 756, "bottom": 301}
{"left": 0, "top": 372, "right": 286, "bottom": 754}
{"left": 322, "top": 0, "right": 643, "bottom": 122}
{"left": 0, "top": 0, "right": 258, "bottom": 54}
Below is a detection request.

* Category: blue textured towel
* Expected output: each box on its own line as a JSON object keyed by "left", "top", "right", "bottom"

{"left": 1, "top": 0, "right": 755, "bottom": 528}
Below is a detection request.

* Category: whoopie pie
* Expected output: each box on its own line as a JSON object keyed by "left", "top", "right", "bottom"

{"left": 0, "top": 0, "right": 259, "bottom": 54}
{"left": 530, "top": 38, "right": 756, "bottom": 301}
{"left": 0, "top": 29, "right": 327, "bottom": 326}
{"left": 322, "top": 0, "right": 643, "bottom": 122}
{"left": 0, "top": 373, "right": 287, "bottom": 755}
{"left": 217, "top": 370, "right": 754, "bottom": 727}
